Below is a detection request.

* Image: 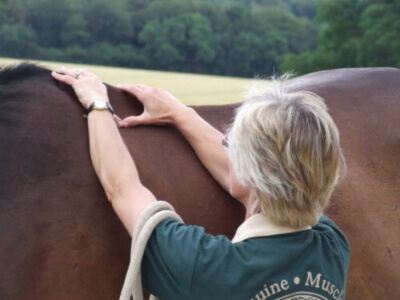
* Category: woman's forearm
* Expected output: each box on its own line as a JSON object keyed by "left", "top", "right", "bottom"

{"left": 88, "top": 110, "right": 156, "bottom": 235}
{"left": 173, "top": 107, "right": 231, "bottom": 192}
{"left": 88, "top": 110, "right": 135, "bottom": 199}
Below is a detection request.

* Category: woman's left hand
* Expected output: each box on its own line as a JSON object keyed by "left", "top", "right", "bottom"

{"left": 51, "top": 67, "right": 108, "bottom": 109}
{"left": 52, "top": 67, "right": 123, "bottom": 125}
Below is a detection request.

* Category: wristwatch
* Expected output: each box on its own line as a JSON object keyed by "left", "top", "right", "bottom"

{"left": 87, "top": 101, "right": 114, "bottom": 114}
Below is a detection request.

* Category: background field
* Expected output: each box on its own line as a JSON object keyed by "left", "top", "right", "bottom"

{"left": 0, "top": 57, "right": 256, "bottom": 106}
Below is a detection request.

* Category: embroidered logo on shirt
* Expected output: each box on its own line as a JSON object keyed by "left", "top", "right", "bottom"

{"left": 275, "top": 292, "right": 327, "bottom": 300}
{"left": 251, "top": 271, "right": 344, "bottom": 300}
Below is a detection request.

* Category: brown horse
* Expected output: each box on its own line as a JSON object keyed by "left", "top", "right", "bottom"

{"left": 0, "top": 63, "right": 398, "bottom": 299}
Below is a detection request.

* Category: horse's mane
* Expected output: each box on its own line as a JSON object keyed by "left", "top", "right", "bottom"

{"left": 0, "top": 62, "right": 50, "bottom": 84}
{"left": 0, "top": 63, "right": 74, "bottom": 125}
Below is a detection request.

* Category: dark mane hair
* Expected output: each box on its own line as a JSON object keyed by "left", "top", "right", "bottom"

{"left": 0, "top": 62, "right": 51, "bottom": 84}
{"left": 0, "top": 63, "right": 76, "bottom": 122}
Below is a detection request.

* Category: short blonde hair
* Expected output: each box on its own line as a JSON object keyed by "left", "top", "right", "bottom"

{"left": 227, "top": 86, "right": 345, "bottom": 228}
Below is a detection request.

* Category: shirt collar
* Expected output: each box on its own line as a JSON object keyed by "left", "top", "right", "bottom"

{"left": 232, "top": 213, "right": 311, "bottom": 244}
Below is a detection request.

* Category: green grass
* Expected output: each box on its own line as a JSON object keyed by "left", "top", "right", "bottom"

{"left": 0, "top": 57, "right": 259, "bottom": 106}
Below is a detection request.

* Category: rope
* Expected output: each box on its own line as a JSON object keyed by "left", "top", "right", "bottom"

{"left": 120, "top": 201, "right": 183, "bottom": 300}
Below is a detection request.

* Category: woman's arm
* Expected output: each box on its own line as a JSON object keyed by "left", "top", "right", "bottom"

{"left": 118, "top": 84, "right": 231, "bottom": 192}
{"left": 87, "top": 110, "right": 156, "bottom": 236}
{"left": 51, "top": 68, "right": 156, "bottom": 236}
{"left": 173, "top": 107, "right": 231, "bottom": 192}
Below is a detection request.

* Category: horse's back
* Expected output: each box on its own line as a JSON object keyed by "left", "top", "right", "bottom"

{"left": 0, "top": 65, "right": 399, "bottom": 299}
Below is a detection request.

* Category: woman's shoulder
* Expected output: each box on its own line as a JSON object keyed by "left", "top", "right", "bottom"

{"left": 312, "top": 215, "right": 351, "bottom": 253}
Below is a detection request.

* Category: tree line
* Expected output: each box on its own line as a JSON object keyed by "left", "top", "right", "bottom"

{"left": 0, "top": 0, "right": 397, "bottom": 77}
{"left": 282, "top": 0, "right": 400, "bottom": 75}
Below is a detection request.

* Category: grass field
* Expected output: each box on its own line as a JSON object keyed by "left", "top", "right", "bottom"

{"left": 0, "top": 57, "right": 258, "bottom": 105}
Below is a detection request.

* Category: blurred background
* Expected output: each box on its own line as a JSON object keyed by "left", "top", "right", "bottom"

{"left": 0, "top": 0, "right": 398, "bottom": 79}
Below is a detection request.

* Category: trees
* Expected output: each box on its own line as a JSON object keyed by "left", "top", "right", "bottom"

{"left": 139, "top": 13, "right": 217, "bottom": 72}
{"left": 0, "top": 24, "right": 38, "bottom": 58}
{"left": 26, "top": 0, "right": 71, "bottom": 48}
{"left": 358, "top": 2, "right": 400, "bottom": 67}
{"left": 281, "top": 0, "right": 400, "bottom": 75}
{"left": 227, "top": 30, "right": 288, "bottom": 77}
{"left": 0, "top": 0, "right": 322, "bottom": 77}
{"left": 83, "top": 0, "right": 133, "bottom": 45}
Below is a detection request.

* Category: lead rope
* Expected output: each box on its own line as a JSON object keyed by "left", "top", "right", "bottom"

{"left": 120, "top": 201, "right": 183, "bottom": 300}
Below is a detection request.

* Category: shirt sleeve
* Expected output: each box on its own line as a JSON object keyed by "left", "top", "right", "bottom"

{"left": 313, "top": 215, "right": 351, "bottom": 261}
{"left": 141, "top": 218, "right": 207, "bottom": 299}
{"left": 315, "top": 215, "right": 349, "bottom": 243}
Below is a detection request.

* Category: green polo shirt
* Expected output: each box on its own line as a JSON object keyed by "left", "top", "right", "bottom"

{"left": 141, "top": 214, "right": 350, "bottom": 300}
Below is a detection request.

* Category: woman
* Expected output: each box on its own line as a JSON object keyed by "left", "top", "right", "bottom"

{"left": 52, "top": 67, "right": 350, "bottom": 299}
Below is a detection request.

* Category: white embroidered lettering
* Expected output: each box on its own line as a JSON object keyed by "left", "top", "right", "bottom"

{"left": 329, "top": 284, "right": 336, "bottom": 295}
{"left": 252, "top": 272, "right": 344, "bottom": 299}
{"left": 269, "top": 283, "right": 281, "bottom": 294}
{"left": 281, "top": 280, "right": 289, "bottom": 291}
{"left": 263, "top": 284, "right": 271, "bottom": 297}
{"left": 253, "top": 280, "right": 292, "bottom": 299}
{"left": 321, "top": 279, "right": 331, "bottom": 292}
{"left": 333, "top": 287, "right": 340, "bottom": 299}
{"left": 305, "top": 272, "right": 322, "bottom": 288}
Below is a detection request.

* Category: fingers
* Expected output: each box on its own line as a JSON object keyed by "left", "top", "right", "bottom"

{"left": 60, "top": 67, "right": 86, "bottom": 78}
{"left": 117, "top": 84, "right": 149, "bottom": 101}
{"left": 51, "top": 67, "right": 88, "bottom": 85}
{"left": 52, "top": 66, "right": 108, "bottom": 109}
{"left": 51, "top": 71, "right": 74, "bottom": 84}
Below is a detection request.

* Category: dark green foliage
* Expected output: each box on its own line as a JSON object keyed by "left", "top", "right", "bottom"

{"left": 281, "top": 0, "right": 400, "bottom": 75}
{"left": 0, "top": 23, "right": 39, "bottom": 58}
{"left": 357, "top": 2, "right": 400, "bottom": 67}
{"left": 7, "top": 0, "right": 397, "bottom": 77}
{"left": 0, "top": 0, "right": 323, "bottom": 77}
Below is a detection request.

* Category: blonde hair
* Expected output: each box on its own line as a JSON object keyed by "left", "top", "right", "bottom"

{"left": 227, "top": 85, "right": 345, "bottom": 228}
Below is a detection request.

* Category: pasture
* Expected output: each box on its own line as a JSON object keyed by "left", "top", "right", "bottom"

{"left": 0, "top": 57, "right": 256, "bottom": 106}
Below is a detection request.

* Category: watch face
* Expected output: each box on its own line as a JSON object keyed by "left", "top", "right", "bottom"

{"left": 88, "top": 100, "right": 113, "bottom": 114}
{"left": 94, "top": 101, "right": 107, "bottom": 109}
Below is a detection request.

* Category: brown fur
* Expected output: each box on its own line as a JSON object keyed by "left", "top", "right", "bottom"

{"left": 0, "top": 64, "right": 398, "bottom": 299}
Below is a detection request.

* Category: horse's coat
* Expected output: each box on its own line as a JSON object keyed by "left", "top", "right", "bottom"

{"left": 0, "top": 64, "right": 398, "bottom": 299}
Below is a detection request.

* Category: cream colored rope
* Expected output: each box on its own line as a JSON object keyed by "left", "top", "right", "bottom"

{"left": 120, "top": 201, "right": 183, "bottom": 300}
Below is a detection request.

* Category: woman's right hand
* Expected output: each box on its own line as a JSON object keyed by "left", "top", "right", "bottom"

{"left": 117, "top": 84, "right": 189, "bottom": 128}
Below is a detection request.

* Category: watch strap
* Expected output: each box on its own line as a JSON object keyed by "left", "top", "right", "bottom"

{"left": 87, "top": 101, "right": 114, "bottom": 115}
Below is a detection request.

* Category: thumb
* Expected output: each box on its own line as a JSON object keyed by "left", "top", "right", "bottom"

{"left": 113, "top": 114, "right": 123, "bottom": 128}
{"left": 122, "top": 114, "right": 149, "bottom": 127}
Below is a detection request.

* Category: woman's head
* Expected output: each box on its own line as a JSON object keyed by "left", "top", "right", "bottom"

{"left": 227, "top": 86, "right": 345, "bottom": 228}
